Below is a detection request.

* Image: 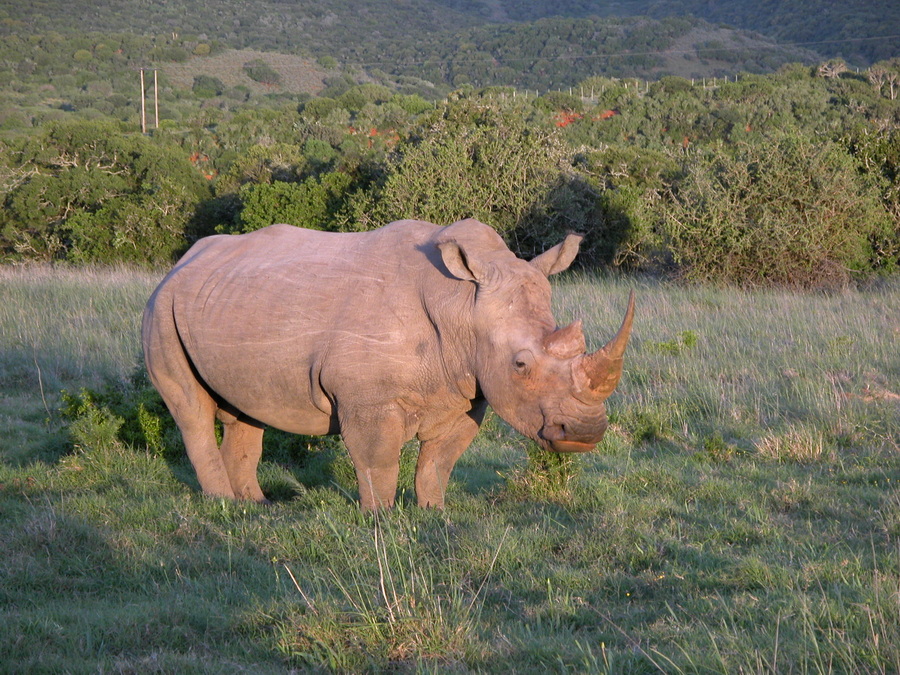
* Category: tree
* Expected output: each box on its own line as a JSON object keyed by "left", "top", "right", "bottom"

{"left": 817, "top": 60, "right": 848, "bottom": 79}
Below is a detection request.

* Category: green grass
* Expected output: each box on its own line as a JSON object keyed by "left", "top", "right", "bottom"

{"left": 1, "top": 265, "right": 899, "bottom": 672}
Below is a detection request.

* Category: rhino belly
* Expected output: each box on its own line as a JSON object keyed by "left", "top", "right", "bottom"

{"left": 187, "top": 340, "right": 336, "bottom": 435}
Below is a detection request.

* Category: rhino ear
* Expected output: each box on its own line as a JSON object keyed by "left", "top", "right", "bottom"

{"left": 530, "top": 233, "right": 583, "bottom": 276}
{"left": 437, "top": 238, "right": 484, "bottom": 282}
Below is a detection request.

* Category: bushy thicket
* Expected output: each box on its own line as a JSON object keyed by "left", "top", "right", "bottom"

{"left": 0, "top": 119, "right": 211, "bottom": 264}
{"left": 665, "top": 134, "right": 897, "bottom": 287}
{"left": 2, "top": 64, "right": 900, "bottom": 286}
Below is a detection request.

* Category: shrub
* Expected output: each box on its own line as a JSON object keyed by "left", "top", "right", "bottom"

{"left": 232, "top": 172, "right": 354, "bottom": 233}
{"left": 192, "top": 74, "right": 224, "bottom": 98}
{"left": 243, "top": 59, "right": 281, "bottom": 86}
{"left": 371, "top": 96, "right": 573, "bottom": 243}
{"left": 0, "top": 120, "right": 211, "bottom": 264}
{"left": 663, "top": 132, "right": 895, "bottom": 287}
{"left": 61, "top": 371, "right": 182, "bottom": 460}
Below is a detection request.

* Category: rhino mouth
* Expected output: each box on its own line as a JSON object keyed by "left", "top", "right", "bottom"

{"left": 538, "top": 422, "right": 604, "bottom": 453}
{"left": 547, "top": 439, "right": 598, "bottom": 453}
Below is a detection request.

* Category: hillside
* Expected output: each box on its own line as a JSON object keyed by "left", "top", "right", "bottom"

{"left": 3, "top": 0, "right": 898, "bottom": 80}
{"left": 351, "top": 16, "right": 819, "bottom": 89}
{"left": 432, "top": 0, "right": 900, "bottom": 65}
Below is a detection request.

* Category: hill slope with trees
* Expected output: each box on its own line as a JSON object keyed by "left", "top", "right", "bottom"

{"left": 2, "top": 55, "right": 898, "bottom": 287}
{"left": 3, "top": 0, "right": 898, "bottom": 73}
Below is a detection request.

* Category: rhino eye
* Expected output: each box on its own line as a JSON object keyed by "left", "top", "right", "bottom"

{"left": 513, "top": 350, "right": 534, "bottom": 375}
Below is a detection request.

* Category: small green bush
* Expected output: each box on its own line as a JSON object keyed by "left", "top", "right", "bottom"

{"left": 243, "top": 59, "right": 281, "bottom": 86}
{"left": 231, "top": 172, "right": 354, "bottom": 233}
{"left": 192, "top": 74, "right": 225, "bottom": 98}
{"left": 63, "top": 389, "right": 124, "bottom": 450}
{"left": 61, "top": 370, "right": 182, "bottom": 460}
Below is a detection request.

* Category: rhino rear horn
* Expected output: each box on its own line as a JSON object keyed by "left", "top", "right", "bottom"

{"left": 575, "top": 291, "right": 635, "bottom": 400}
{"left": 544, "top": 320, "right": 587, "bottom": 359}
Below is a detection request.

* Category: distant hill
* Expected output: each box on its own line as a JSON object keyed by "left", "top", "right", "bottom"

{"left": 350, "top": 16, "right": 819, "bottom": 90}
{"left": 3, "top": 0, "right": 897, "bottom": 68}
{"left": 428, "top": 0, "right": 900, "bottom": 65}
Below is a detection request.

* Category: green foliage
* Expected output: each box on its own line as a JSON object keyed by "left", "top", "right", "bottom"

{"left": 214, "top": 142, "right": 308, "bottom": 193}
{"left": 61, "top": 388, "right": 123, "bottom": 450}
{"left": 371, "top": 94, "right": 574, "bottom": 240}
{"left": 646, "top": 330, "right": 699, "bottom": 354}
{"left": 0, "top": 24, "right": 899, "bottom": 284}
{"left": 0, "top": 119, "right": 211, "bottom": 264}
{"left": 60, "top": 369, "right": 183, "bottom": 460}
{"left": 231, "top": 172, "right": 354, "bottom": 233}
{"left": 534, "top": 91, "right": 584, "bottom": 113}
{"left": 302, "top": 138, "right": 337, "bottom": 170}
{"left": 243, "top": 58, "right": 281, "bottom": 86}
{"left": 663, "top": 132, "right": 895, "bottom": 286}
{"left": 298, "top": 96, "right": 341, "bottom": 122}
{"left": 192, "top": 74, "right": 225, "bottom": 98}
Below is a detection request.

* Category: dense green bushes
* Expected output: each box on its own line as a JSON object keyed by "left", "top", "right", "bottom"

{"left": 664, "top": 134, "right": 896, "bottom": 287}
{"left": 231, "top": 172, "right": 354, "bottom": 233}
{"left": 1, "top": 64, "right": 899, "bottom": 287}
{"left": 0, "top": 120, "right": 211, "bottom": 264}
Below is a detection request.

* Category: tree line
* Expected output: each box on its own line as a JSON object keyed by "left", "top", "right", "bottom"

{"left": 2, "top": 58, "right": 899, "bottom": 288}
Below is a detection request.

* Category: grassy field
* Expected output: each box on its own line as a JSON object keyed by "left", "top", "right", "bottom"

{"left": 1, "top": 265, "right": 898, "bottom": 673}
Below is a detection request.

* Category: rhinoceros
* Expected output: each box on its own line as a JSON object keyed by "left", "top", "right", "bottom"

{"left": 142, "top": 218, "right": 634, "bottom": 510}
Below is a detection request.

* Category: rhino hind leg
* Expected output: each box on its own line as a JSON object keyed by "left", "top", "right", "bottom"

{"left": 144, "top": 318, "right": 235, "bottom": 499}
{"left": 162, "top": 381, "right": 235, "bottom": 499}
{"left": 217, "top": 410, "right": 268, "bottom": 503}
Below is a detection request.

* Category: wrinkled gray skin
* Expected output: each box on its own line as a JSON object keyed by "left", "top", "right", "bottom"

{"left": 143, "top": 218, "right": 634, "bottom": 510}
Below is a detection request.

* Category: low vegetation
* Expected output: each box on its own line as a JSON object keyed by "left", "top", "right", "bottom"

{"left": 1, "top": 266, "right": 898, "bottom": 672}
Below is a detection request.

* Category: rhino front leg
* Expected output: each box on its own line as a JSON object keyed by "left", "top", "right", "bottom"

{"left": 415, "top": 401, "right": 487, "bottom": 509}
{"left": 340, "top": 406, "right": 407, "bottom": 510}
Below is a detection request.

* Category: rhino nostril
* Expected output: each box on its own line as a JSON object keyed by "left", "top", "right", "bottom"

{"left": 540, "top": 424, "right": 566, "bottom": 442}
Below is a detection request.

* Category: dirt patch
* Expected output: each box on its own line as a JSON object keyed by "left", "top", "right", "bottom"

{"left": 654, "top": 25, "right": 816, "bottom": 79}
{"left": 163, "top": 49, "right": 330, "bottom": 95}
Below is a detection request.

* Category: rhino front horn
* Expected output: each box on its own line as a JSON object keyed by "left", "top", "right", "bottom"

{"left": 575, "top": 291, "right": 635, "bottom": 401}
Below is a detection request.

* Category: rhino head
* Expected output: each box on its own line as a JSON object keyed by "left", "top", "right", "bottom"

{"left": 436, "top": 220, "right": 634, "bottom": 453}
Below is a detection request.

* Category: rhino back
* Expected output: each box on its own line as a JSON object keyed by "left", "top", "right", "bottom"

{"left": 159, "top": 222, "right": 474, "bottom": 433}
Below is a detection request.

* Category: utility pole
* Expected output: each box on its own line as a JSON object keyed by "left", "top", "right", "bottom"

{"left": 138, "top": 68, "right": 160, "bottom": 133}
{"left": 140, "top": 69, "right": 146, "bottom": 134}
